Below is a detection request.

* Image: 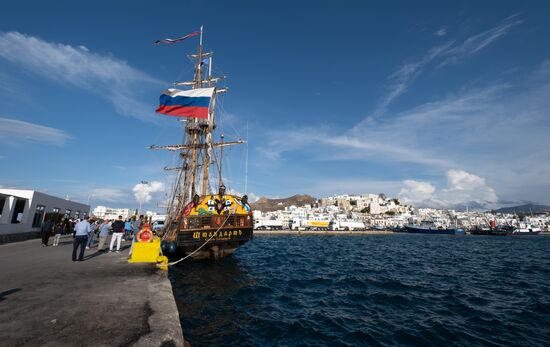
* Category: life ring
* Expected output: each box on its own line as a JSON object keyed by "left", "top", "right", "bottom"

{"left": 138, "top": 224, "right": 152, "bottom": 242}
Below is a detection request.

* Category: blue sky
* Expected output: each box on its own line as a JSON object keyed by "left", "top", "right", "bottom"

{"left": 1, "top": 0, "right": 549, "bottom": 211}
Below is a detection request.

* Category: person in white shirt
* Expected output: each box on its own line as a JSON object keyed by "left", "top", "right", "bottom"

{"left": 109, "top": 215, "right": 125, "bottom": 253}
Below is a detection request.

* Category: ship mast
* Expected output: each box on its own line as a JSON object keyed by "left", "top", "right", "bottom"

{"left": 190, "top": 26, "right": 203, "bottom": 199}
{"left": 152, "top": 26, "right": 243, "bottom": 230}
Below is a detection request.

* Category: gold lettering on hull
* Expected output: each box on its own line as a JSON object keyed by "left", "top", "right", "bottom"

{"left": 191, "top": 229, "right": 247, "bottom": 240}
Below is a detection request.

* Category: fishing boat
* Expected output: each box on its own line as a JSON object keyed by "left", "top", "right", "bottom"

{"left": 151, "top": 27, "right": 253, "bottom": 259}
{"left": 470, "top": 219, "right": 540, "bottom": 236}
{"left": 404, "top": 221, "right": 465, "bottom": 235}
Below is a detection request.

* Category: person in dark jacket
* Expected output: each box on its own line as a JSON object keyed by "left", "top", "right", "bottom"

{"left": 41, "top": 218, "right": 54, "bottom": 247}
{"left": 109, "top": 215, "right": 125, "bottom": 253}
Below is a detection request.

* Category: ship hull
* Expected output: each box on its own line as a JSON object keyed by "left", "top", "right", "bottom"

{"left": 176, "top": 226, "right": 253, "bottom": 259}
{"left": 405, "top": 225, "right": 465, "bottom": 235}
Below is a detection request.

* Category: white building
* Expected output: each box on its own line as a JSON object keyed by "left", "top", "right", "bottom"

{"left": 91, "top": 206, "right": 131, "bottom": 220}
{"left": 0, "top": 189, "right": 90, "bottom": 236}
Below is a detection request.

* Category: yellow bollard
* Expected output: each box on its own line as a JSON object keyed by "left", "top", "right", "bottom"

{"left": 156, "top": 256, "right": 169, "bottom": 271}
{"left": 128, "top": 237, "right": 162, "bottom": 263}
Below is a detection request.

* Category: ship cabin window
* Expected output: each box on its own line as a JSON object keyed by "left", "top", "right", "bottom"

{"left": 64, "top": 209, "right": 71, "bottom": 219}
{"left": 53, "top": 207, "right": 60, "bottom": 214}
{"left": 202, "top": 216, "right": 212, "bottom": 227}
{"left": 32, "top": 205, "right": 46, "bottom": 228}
{"left": 227, "top": 216, "right": 235, "bottom": 226}
{"left": 11, "top": 199, "right": 27, "bottom": 224}
{"left": 75, "top": 211, "right": 80, "bottom": 220}
{"left": 238, "top": 217, "right": 245, "bottom": 227}
{"left": 189, "top": 217, "right": 200, "bottom": 229}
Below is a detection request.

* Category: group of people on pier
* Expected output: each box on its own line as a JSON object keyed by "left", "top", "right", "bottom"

{"left": 40, "top": 215, "right": 147, "bottom": 262}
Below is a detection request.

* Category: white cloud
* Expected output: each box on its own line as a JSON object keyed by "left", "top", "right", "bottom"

{"left": 0, "top": 116, "right": 71, "bottom": 145}
{"left": 440, "top": 170, "right": 497, "bottom": 204}
{"left": 0, "top": 31, "right": 163, "bottom": 122}
{"left": 132, "top": 181, "right": 165, "bottom": 204}
{"left": 399, "top": 180, "right": 436, "bottom": 204}
{"left": 399, "top": 170, "right": 497, "bottom": 208}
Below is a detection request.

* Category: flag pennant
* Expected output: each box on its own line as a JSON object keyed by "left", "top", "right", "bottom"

{"left": 154, "top": 31, "right": 200, "bottom": 45}
{"left": 155, "top": 87, "right": 215, "bottom": 119}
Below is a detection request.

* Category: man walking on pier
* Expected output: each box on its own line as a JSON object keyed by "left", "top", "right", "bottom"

{"left": 97, "top": 219, "right": 111, "bottom": 252}
{"left": 72, "top": 217, "right": 90, "bottom": 261}
{"left": 109, "top": 215, "right": 125, "bottom": 253}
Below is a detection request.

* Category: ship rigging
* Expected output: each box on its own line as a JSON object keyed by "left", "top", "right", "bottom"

{"left": 151, "top": 27, "right": 254, "bottom": 259}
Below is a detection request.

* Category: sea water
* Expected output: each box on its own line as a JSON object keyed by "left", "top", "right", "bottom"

{"left": 169, "top": 234, "right": 550, "bottom": 346}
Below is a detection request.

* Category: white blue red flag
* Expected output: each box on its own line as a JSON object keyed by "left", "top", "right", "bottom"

{"left": 155, "top": 88, "right": 215, "bottom": 119}
{"left": 154, "top": 31, "right": 200, "bottom": 45}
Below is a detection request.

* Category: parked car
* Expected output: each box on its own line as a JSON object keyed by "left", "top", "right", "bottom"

{"left": 152, "top": 220, "right": 165, "bottom": 231}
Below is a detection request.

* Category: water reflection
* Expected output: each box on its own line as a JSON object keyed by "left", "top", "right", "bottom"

{"left": 169, "top": 256, "right": 259, "bottom": 345}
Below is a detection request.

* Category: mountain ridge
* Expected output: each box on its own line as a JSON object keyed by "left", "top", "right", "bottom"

{"left": 251, "top": 194, "right": 317, "bottom": 212}
{"left": 491, "top": 203, "right": 550, "bottom": 214}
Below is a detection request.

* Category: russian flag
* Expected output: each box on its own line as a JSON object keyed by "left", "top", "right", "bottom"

{"left": 156, "top": 87, "right": 214, "bottom": 119}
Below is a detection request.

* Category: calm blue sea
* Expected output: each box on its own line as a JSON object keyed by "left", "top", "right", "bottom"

{"left": 169, "top": 234, "right": 550, "bottom": 346}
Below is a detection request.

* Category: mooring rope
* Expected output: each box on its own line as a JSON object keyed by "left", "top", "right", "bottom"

{"left": 160, "top": 207, "right": 237, "bottom": 267}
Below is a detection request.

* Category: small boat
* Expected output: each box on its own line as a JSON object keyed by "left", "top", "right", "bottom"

{"left": 471, "top": 219, "right": 540, "bottom": 236}
{"left": 514, "top": 223, "right": 541, "bottom": 235}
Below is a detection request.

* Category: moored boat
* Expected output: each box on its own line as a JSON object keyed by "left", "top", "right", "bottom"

{"left": 405, "top": 221, "right": 465, "bottom": 235}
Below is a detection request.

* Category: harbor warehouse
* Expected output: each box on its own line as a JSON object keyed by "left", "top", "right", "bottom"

{"left": 0, "top": 189, "right": 90, "bottom": 239}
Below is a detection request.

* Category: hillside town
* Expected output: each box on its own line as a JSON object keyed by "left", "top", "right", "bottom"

{"left": 253, "top": 193, "right": 550, "bottom": 233}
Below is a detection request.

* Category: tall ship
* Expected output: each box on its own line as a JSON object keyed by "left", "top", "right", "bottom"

{"left": 151, "top": 28, "right": 253, "bottom": 259}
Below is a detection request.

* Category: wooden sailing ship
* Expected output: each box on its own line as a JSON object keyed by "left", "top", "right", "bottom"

{"left": 152, "top": 27, "right": 253, "bottom": 259}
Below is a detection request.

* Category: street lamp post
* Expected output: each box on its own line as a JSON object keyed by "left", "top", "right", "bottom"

{"left": 139, "top": 181, "right": 148, "bottom": 215}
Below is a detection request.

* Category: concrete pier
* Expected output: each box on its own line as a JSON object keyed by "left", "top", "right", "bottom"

{"left": 0, "top": 236, "right": 184, "bottom": 346}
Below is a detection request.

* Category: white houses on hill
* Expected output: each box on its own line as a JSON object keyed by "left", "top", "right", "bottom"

{"left": 0, "top": 189, "right": 90, "bottom": 236}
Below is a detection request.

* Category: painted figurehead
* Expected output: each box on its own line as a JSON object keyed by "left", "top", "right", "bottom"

{"left": 215, "top": 184, "right": 227, "bottom": 214}
{"left": 193, "top": 194, "right": 200, "bottom": 206}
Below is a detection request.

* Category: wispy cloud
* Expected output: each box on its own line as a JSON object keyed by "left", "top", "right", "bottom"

{"left": 365, "top": 42, "right": 452, "bottom": 120}
{"left": 0, "top": 116, "right": 71, "bottom": 145}
{"left": 435, "top": 26, "right": 448, "bottom": 37}
{"left": 258, "top": 58, "right": 550, "bottom": 205}
{"left": 360, "top": 14, "right": 522, "bottom": 122}
{"left": 0, "top": 31, "right": 163, "bottom": 122}
{"left": 436, "top": 14, "right": 523, "bottom": 68}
